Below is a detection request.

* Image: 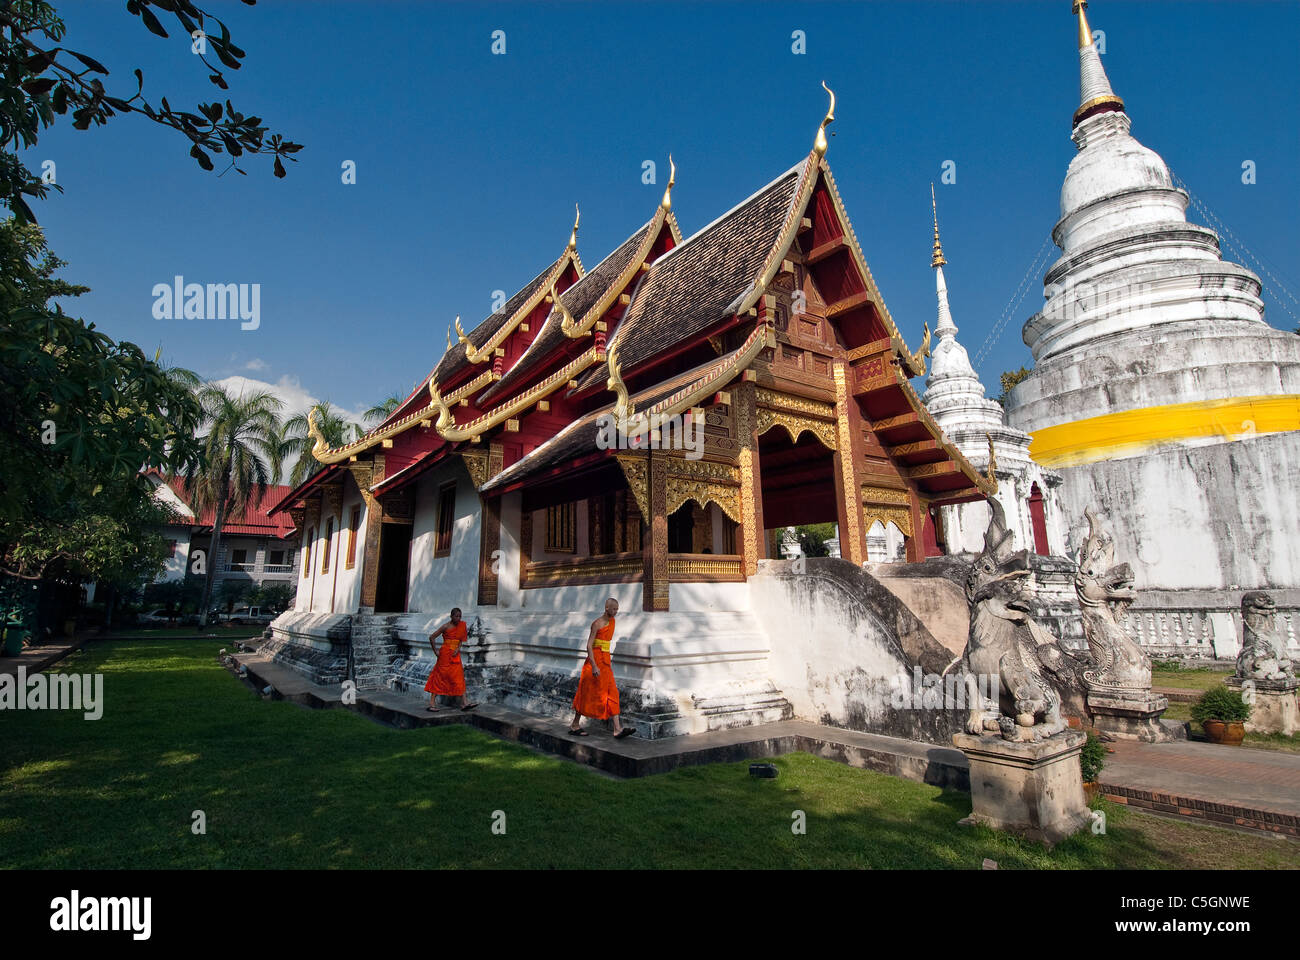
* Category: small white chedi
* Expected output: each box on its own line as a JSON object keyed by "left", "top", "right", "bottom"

{"left": 921, "top": 188, "right": 1068, "bottom": 559}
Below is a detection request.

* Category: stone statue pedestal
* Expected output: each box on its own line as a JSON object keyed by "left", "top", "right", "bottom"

{"left": 952, "top": 730, "right": 1093, "bottom": 846}
{"left": 1086, "top": 687, "right": 1184, "bottom": 742}
{"left": 1226, "top": 676, "right": 1299, "bottom": 736}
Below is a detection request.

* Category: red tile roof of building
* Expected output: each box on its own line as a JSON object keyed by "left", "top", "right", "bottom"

{"left": 155, "top": 473, "right": 297, "bottom": 539}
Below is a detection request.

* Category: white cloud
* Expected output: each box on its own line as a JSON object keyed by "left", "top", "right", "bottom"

{"left": 210, "top": 374, "right": 369, "bottom": 428}
{"left": 244, "top": 357, "right": 270, "bottom": 373}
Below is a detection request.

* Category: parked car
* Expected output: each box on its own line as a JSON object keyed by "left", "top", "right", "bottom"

{"left": 223, "top": 606, "right": 276, "bottom": 626}
{"left": 138, "top": 608, "right": 176, "bottom": 625}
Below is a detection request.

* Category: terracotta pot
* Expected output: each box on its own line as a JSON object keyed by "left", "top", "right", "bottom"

{"left": 1203, "top": 720, "right": 1245, "bottom": 745}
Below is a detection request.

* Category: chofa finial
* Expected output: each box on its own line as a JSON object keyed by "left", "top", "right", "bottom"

{"left": 814, "top": 81, "right": 835, "bottom": 157}
{"left": 660, "top": 154, "right": 676, "bottom": 212}
{"left": 567, "top": 203, "right": 580, "bottom": 253}
{"left": 930, "top": 183, "right": 946, "bottom": 269}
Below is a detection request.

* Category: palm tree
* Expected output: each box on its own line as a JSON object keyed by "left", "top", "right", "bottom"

{"left": 278, "top": 401, "right": 362, "bottom": 488}
{"left": 362, "top": 393, "right": 404, "bottom": 426}
{"left": 186, "top": 384, "right": 283, "bottom": 625}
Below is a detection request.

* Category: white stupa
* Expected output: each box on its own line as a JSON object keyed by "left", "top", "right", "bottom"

{"left": 922, "top": 188, "right": 1068, "bottom": 557}
{"left": 1005, "top": 2, "right": 1300, "bottom": 622}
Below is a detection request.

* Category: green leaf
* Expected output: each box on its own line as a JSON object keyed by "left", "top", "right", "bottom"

{"left": 138, "top": 7, "right": 170, "bottom": 38}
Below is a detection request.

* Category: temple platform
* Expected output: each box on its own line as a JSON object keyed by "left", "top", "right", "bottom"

{"left": 230, "top": 649, "right": 1300, "bottom": 837}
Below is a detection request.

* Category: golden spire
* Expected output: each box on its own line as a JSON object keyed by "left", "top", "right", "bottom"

{"left": 446, "top": 325, "right": 454, "bottom": 351}
{"left": 813, "top": 81, "right": 835, "bottom": 157}
{"left": 454, "top": 315, "right": 468, "bottom": 344}
{"left": 1073, "top": 0, "right": 1092, "bottom": 49}
{"left": 660, "top": 154, "right": 676, "bottom": 212}
{"left": 930, "top": 183, "right": 946, "bottom": 269}
{"left": 567, "top": 203, "right": 580, "bottom": 253}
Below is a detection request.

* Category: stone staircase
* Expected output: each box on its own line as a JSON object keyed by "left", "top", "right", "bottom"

{"left": 349, "top": 613, "right": 403, "bottom": 691}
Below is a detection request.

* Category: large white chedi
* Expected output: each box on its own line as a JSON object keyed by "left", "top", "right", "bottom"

{"left": 922, "top": 192, "right": 1068, "bottom": 558}
{"left": 1004, "top": 2, "right": 1300, "bottom": 632}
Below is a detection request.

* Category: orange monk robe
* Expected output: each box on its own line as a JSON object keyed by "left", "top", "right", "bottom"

{"left": 572, "top": 617, "right": 620, "bottom": 720}
{"left": 424, "top": 621, "right": 468, "bottom": 697}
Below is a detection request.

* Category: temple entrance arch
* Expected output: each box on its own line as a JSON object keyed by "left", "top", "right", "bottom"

{"left": 755, "top": 415, "right": 843, "bottom": 565}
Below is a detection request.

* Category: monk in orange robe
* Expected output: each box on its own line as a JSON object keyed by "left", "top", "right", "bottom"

{"left": 424, "top": 607, "right": 476, "bottom": 712}
{"left": 569, "top": 598, "right": 633, "bottom": 738}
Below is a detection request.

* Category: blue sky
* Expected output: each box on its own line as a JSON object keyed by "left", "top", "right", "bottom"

{"left": 26, "top": 0, "right": 1300, "bottom": 423}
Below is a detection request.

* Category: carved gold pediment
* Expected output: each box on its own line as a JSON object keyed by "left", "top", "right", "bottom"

{"left": 756, "top": 407, "right": 837, "bottom": 450}
{"left": 863, "top": 505, "right": 912, "bottom": 539}
{"left": 460, "top": 449, "right": 490, "bottom": 489}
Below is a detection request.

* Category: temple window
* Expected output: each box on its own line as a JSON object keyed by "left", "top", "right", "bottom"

{"left": 321, "top": 519, "right": 333, "bottom": 573}
{"left": 345, "top": 505, "right": 361, "bottom": 569}
{"left": 545, "top": 502, "right": 576, "bottom": 553}
{"left": 303, "top": 528, "right": 314, "bottom": 577}
{"left": 435, "top": 483, "right": 456, "bottom": 557}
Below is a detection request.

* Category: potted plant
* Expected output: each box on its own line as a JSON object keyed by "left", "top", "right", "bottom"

{"left": 1080, "top": 731, "right": 1106, "bottom": 801}
{"left": 1190, "top": 686, "right": 1251, "bottom": 745}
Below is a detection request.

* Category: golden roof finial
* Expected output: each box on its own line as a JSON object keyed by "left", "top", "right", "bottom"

{"left": 660, "top": 154, "right": 676, "bottom": 212}
{"left": 1073, "top": 0, "right": 1093, "bottom": 49}
{"left": 454, "top": 315, "right": 468, "bottom": 345}
{"left": 307, "top": 406, "right": 329, "bottom": 461}
{"left": 567, "top": 203, "right": 580, "bottom": 253}
{"left": 930, "top": 183, "right": 946, "bottom": 269}
{"left": 446, "top": 325, "right": 454, "bottom": 351}
{"left": 814, "top": 81, "right": 835, "bottom": 157}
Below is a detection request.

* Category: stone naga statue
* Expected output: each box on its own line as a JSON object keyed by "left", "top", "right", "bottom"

{"left": 960, "top": 500, "right": 1080, "bottom": 741}
{"left": 1076, "top": 507, "right": 1151, "bottom": 693}
{"left": 1235, "top": 591, "right": 1293, "bottom": 682}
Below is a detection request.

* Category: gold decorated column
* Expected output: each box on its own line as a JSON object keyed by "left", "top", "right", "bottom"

{"left": 350, "top": 455, "right": 384, "bottom": 612}
{"left": 734, "top": 381, "right": 766, "bottom": 576}
{"left": 831, "top": 362, "right": 867, "bottom": 565}
{"left": 643, "top": 450, "right": 670, "bottom": 611}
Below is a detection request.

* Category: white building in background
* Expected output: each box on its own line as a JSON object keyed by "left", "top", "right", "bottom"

{"left": 1004, "top": 2, "right": 1300, "bottom": 657}
{"left": 922, "top": 191, "right": 1068, "bottom": 559}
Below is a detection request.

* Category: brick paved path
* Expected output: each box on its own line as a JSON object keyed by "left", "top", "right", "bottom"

{"left": 1101, "top": 739, "right": 1300, "bottom": 836}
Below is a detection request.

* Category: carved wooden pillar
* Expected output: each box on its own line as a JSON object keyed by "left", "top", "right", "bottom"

{"left": 351, "top": 455, "right": 384, "bottom": 612}
{"left": 643, "top": 450, "right": 670, "bottom": 611}
{"left": 831, "top": 362, "right": 868, "bottom": 565}
{"left": 469, "top": 444, "right": 502, "bottom": 606}
{"left": 734, "top": 381, "right": 765, "bottom": 576}
{"left": 905, "top": 490, "right": 927, "bottom": 562}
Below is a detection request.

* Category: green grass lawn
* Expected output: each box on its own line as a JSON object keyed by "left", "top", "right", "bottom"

{"left": 2, "top": 638, "right": 1295, "bottom": 869}
{"left": 1150, "top": 663, "right": 1233, "bottom": 691}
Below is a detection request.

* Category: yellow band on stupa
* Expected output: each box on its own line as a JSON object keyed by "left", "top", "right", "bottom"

{"left": 1028, "top": 394, "right": 1300, "bottom": 468}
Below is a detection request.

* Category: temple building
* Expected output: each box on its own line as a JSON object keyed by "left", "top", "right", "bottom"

{"left": 1004, "top": 1, "right": 1300, "bottom": 658}
{"left": 266, "top": 97, "right": 998, "bottom": 736}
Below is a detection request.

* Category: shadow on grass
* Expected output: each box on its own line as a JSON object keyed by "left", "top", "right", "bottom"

{"left": 1, "top": 638, "right": 1294, "bottom": 869}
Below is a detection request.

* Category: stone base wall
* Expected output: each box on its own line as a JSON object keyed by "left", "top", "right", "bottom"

{"left": 263, "top": 611, "right": 351, "bottom": 686}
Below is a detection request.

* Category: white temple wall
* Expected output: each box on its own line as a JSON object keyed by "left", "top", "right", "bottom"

{"left": 518, "top": 581, "right": 643, "bottom": 613}
{"left": 332, "top": 485, "right": 366, "bottom": 614}
{"left": 1053, "top": 430, "right": 1300, "bottom": 593}
{"left": 748, "top": 566, "right": 910, "bottom": 730}
{"left": 406, "top": 461, "right": 480, "bottom": 615}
